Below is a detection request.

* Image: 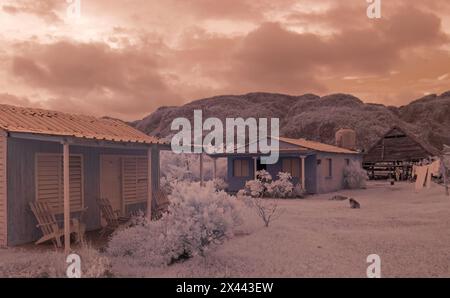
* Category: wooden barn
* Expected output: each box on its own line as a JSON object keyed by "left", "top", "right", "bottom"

{"left": 0, "top": 104, "right": 167, "bottom": 248}
{"left": 363, "top": 126, "right": 440, "bottom": 180}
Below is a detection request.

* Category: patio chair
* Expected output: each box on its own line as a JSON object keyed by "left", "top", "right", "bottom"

{"left": 29, "top": 201, "right": 86, "bottom": 248}
{"left": 153, "top": 189, "right": 170, "bottom": 220}
{"left": 97, "top": 198, "right": 130, "bottom": 237}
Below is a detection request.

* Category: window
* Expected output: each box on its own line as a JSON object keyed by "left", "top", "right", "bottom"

{"left": 233, "top": 159, "right": 249, "bottom": 177}
{"left": 326, "top": 158, "right": 333, "bottom": 177}
{"left": 122, "top": 156, "right": 148, "bottom": 204}
{"left": 282, "top": 158, "right": 300, "bottom": 177}
{"left": 35, "top": 153, "right": 83, "bottom": 212}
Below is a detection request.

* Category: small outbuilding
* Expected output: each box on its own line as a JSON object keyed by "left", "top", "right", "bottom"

{"left": 363, "top": 126, "right": 440, "bottom": 180}
{"left": 0, "top": 104, "right": 167, "bottom": 247}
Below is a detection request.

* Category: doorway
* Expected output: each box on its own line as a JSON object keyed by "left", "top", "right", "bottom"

{"left": 100, "top": 155, "right": 123, "bottom": 216}
{"left": 256, "top": 158, "right": 267, "bottom": 171}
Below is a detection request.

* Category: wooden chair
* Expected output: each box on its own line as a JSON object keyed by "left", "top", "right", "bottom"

{"left": 153, "top": 189, "right": 170, "bottom": 220}
{"left": 97, "top": 198, "right": 130, "bottom": 237}
{"left": 29, "top": 202, "right": 86, "bottom": 248}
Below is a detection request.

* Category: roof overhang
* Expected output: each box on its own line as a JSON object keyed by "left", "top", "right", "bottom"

{"left": 8, "top": 132, "right": 165, "bottom": 150}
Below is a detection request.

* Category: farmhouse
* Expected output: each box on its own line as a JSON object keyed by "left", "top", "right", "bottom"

{"left": 363, "top": 126, "right": 440, "bottom": 180}
{"left": 0, "top": 104, "right": 167, "bottom": 247}
{"left": 209, "top": 135, "right": 362, "bottom": 194}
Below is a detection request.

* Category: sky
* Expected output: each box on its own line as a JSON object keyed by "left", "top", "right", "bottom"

{"left": 0, "top": 0, "right": 449, "bottom": 120}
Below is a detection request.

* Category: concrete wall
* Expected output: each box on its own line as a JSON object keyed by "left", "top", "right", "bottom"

{"left": 315, "top": 153, "right": 362, "bottom": 194}
{"left": 7, "top": 137, "right": 159, "bottom": 246}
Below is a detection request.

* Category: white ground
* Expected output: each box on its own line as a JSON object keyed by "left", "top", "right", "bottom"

{"left": 1, "top": 181, "right": 449, "bottom": 277}
{"left": 113, "top": 181, "right": 450, "bottom": 278}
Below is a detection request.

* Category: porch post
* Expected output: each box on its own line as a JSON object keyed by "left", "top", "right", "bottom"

{"left": 213, "top": 157, "right": 217, "bottom": 180}
{"left": 147, "top": 146, "right": 153, "bottom": 221}
{"left": 301, "top": 156, "right": 306, "bottom": 191}
{"left": 200, "top": 153, "right": 204, "bottom": 186}
{"left": 253, "top": 157, "right": 258, "bottom": 179}
{"left": 63, "top": 142, "right": 70, "bottom": 253}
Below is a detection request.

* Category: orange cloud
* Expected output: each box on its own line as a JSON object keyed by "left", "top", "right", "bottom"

{"left": 0, "top": 0, "right": 449, "bottom": 120}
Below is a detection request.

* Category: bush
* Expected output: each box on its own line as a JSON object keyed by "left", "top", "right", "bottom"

{"left": 256, "top": 170, "right": 272, "bottom": 183}
{"left": 241, "top": 171, "right": 303, "bottom": 198}
{"left": 343, "top": 161, "right": 368, "bottom": 189}
{"left": 243, "top": 179, "right": 265, "bottom": 198}
{"left": 0, "top": 245, "right": 111, "bottom": 278}
{"left": 266, "top": 172, "right": 294, "bottom": 198}
{"left": 161, "top": 176, "right": 229, "bottom": 195}
{"left": 107, "top": 181, "right": 243, "bottom": 267}
{"left": 212, "top": 178, "right": 228, "bottom": 192}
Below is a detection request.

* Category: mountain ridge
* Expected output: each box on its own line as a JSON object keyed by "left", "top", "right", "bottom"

{"left": 133, "top": 91, "right": 450, "bottom": 152}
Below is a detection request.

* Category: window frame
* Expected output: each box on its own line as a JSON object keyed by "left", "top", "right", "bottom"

{"left": 326, "top": 158, "right": 333, "bottom": 178}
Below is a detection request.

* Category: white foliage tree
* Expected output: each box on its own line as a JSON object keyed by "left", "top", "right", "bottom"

{"left": 343, "top": 160, "right": 368, "bottom": 189}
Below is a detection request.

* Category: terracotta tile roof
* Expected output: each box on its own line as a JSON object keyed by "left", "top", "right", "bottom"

{"left": 0, "top": 104, "right": 165, "bottom": 144}
{"left": 278, "top": 137, "right": 359, "bottom": 154}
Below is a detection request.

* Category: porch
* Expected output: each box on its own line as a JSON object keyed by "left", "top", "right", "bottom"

{"left": 224, "top": 153, "right": 318, "bottom": 194}
{"left": 6, "top": 133, "right": 166, "bottom": 252}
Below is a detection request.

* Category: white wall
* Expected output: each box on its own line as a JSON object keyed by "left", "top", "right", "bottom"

{"left": 316, "top": 153, "right": 362, "bottom": 194}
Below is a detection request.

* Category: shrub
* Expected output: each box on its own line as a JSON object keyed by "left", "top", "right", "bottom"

{"left": 266, "top": 172, "right": 294, "bottom": 198}
{"left": 0, "top": 245, "right": 111, "bottom": 278}
{"left": 236, "top": 193, "right": 283, "bottom": 228}
{"left": 107, "top": 181, "right": 242, "bottom": 267}
{"left": 243, "top": 179, "right": 265, "bottom": 198}
{"left": 343, "top": 161, "right": 368, "bottom": 189}
{"left": 161, "top": 176, "right": 229, "bottom": 195}
{"left": 256, "top": 170, "right": 272, "bottom": 183}
{"left": 212, "top": 178, "right": 228, "bottom": 192}
{"left": 241, "top": 171, "right": 303, "bottom": 198}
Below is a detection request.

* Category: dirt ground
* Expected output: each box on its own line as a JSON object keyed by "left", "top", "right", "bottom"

{"left": 2, "top": 181, "right": 449, "bottom": 277}
{"left": 118, "top": 181, "right": 450, "bottom": 277}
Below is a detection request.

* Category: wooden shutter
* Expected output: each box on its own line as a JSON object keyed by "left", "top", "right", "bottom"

{"left": 292, "top": 159, "right": 300, "bottom": 178}
{"left": 0, "top": 133, "right": 7, "bottom": 247}
{"left": 282, "top": 158, "right": 300, "bottom": 177}
{"left": 68, "top": 155, "right": 83, "bottom": 210}
{"left": 35, "top": 154, "right": 83, "bottom": 212}
{"left": 122, "top": 156, "right": 148, "bottom": 205}
{"left": 233, "top": 159, "right": 249, "bottom": 177}
{"left": 241, "top": 160, "right": 249, "bottom": 177}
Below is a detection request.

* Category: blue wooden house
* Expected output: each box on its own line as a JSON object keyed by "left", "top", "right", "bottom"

{"left": 0, "top": 104, "right": 167, "bottom": 247}
{"left": 211, "top": 137, "right": 362, "bottom": 194}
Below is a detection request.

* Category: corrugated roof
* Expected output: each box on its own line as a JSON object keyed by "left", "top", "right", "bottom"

{"left": 278, "top": 137, "right": 359, "bottom": 154}
{"left": 0, "top": 104, "right": 165, "bottom": 144}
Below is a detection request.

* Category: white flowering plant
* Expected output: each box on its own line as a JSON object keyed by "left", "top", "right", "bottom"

{"left": 343, "top": 160, "right": 368, "bottom": 189}
{"left": 241, "top": 171, "right": 303, "bottom": 198}
{"left": 107, "top": 181, "right": 242, "bottom": 267}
